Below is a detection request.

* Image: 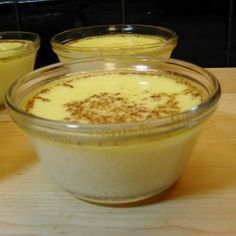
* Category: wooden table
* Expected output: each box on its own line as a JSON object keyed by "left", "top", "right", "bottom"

{"left": 0, "top": 68, "right": 236, "bottom": 235}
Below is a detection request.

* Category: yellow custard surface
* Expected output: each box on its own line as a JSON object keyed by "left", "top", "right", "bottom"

{"left": 0, "top": 40, "right": 34, "bottom": 60}
{"left": 22, "top": 71, "right": 203, "bottom": 123}
{"left": 65, "top": 34, "right": 166, "bottom": 49}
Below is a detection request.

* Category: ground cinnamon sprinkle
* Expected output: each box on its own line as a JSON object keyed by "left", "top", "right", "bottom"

{"left": 62, "top": 82, "right": 74, "bottom": 88}
{"left": 25, "top": 89, "right": 51, "bottom": 112}
{"left": 40, "top": 88, "right": 50, "bottom": 94}
{"left": 63, "top": 92, "right": 181, "bottom": 124}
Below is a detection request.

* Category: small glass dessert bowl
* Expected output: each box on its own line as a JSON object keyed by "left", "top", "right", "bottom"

{"left": 5, "top": 56, "right": 220, "bottom": 205}
{"left": 0, "top": 31, "right": 40, "bottom": 105}
{"left": 50, "top": 24, "right": 177, "bottom": 62}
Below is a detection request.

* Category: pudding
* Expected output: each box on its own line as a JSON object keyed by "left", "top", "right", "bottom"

{"left": 20, "top": 70, "right": 203, "bottom": 203}
{"left": 51, "top": 25, "right": 177, "bottom": 61}
{"left": 54, "top": 34, "right": 175, "bottom": 61}
{"left": 5, "top": 57, "right": 220, "bottom": 204}
{"left": 0, "top": 36, "right": 39, "bottom": 105}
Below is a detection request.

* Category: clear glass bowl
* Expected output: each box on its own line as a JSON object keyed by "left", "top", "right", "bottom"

{"left": 5, "top": 56, "right": 220, "bottom": 205}
{"left": 0, "top": 31, "right": 40, "bottom": 105}
{"left": 51, "top": 24, "right": 177, "bottom": 61}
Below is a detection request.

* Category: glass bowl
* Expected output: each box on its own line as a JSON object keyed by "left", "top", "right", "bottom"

{"left": 51, "top": 24, "right": 177, "bottom": 61}
{"left": 5, "top": 56, "right": 220, "bottom": 205}
{"left": 0, "top": 31, "right": 40, "bottom": 105}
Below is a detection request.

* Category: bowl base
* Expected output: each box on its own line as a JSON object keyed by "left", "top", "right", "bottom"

{"left": 65, "top": 180, "right": 178, "bottom": 207}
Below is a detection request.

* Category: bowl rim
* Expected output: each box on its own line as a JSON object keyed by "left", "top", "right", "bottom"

{"left": 5, "top": 56, "right": 221, "bottom": 136}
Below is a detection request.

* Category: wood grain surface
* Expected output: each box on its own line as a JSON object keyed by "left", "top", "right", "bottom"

{"left": 0, "top": 68, "right": 236, "bottom": 235}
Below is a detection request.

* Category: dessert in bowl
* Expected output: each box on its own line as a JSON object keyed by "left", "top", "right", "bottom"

{"left": 5, "top": 56, "right": 220, "bottom": 204}
{"left": 0, "top": 31, "right": 40, "bottom": 105}
{"left": 51, "top": 24, "right": 177, "bottom": 61}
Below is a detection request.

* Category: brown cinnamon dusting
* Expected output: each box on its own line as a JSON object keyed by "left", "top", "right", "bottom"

{"left": 63, "top": 92, "right": 181, "bottom": 124}
{"left": 40, "top": 88, "right": 50, "bottom": 94}
{"left": 62, "top": 82, "right": 74, "bottom": 88}
{"left": 25, "top": 89, "right": 51, "bottom": 112}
